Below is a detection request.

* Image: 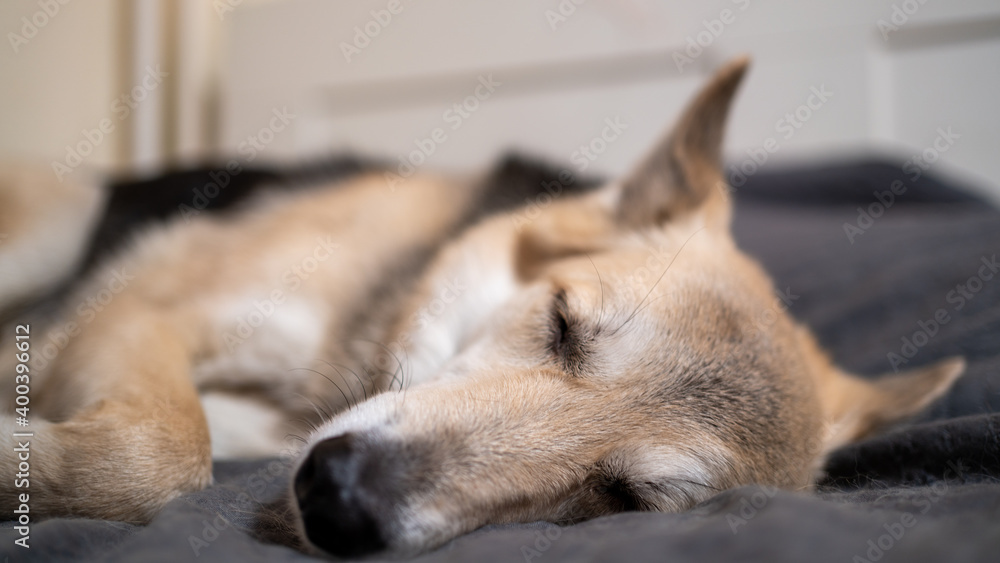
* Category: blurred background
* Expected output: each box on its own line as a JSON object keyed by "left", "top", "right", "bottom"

{"left": 1, "top": 0, "right": 999, "bottom": 202}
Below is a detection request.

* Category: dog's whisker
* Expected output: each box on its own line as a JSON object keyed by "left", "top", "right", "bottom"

{"left": 317, "top": 362, "right": 362, "bottom": 409}
{"left": 625, "top": 294, "right": 668, "bottom": 326}
{"left": 290, "top": 392, "right": 330, "bottom": 425}
{"left": 284, "top": 415, "right": 324, "bottom": 443}
{"left": 345, "top": 337, "right": 409, "bottom": 394}
{"left": 289, "top": 417, "right": 320, "bottom": 436}
{"left": 652, "top": 480, "right": 699, "bottom": 509}
{"left": 289, "top": 367, "right": 354, "bottom": 412}
{"left": 304, "top": 391, "right": 333, "bottom": 419}
{"left": 362, "top": 363, "right": 382, "bottom": 384}
{"left": 284, "top": 433, "right": 308, "bottom": 445}
{"left": 668, "top": 478, "right": 722, "bottom": 492}
{"left": 613, "top": 227, "right": 705, "bottom": 335}
{"left": 320, "top": 360, "right": 371, "bottom": 403}
{"left": 289, "top": 411, "right": 322, "bottom": 436}
{"left": 401, "top": 343, "right": 414, "bottom": 399}
{"left": 585, "top": 252, "right": 607, "bottom": 329}
{"left": 318, "top": 394, "right": 340, "bottom": 422}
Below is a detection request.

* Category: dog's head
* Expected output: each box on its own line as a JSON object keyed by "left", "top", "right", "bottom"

{"left": 292, "top": 57, "right": 964, "bottom": 558}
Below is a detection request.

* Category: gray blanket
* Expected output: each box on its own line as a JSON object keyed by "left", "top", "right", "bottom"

{"left": 3, "top": 157, "right": 999, "bottom": 562}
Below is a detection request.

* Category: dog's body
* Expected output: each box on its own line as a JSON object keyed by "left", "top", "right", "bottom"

{"left": 0, "top": 59, "right": 963, "bottom": 558}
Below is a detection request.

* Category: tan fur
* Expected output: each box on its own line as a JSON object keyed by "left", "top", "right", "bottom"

{"left": 1, "top": 173, "right": 477, "bottom": 521}
{"left": 0, "top": 58, "right": 963, "bottom": 555}
{"left": 0, "top": 161, "right": 105, "bottom": 315}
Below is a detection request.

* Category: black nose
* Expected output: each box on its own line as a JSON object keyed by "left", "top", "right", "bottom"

{"left": 294, "top": 434, "right": 387, "bottom": 558}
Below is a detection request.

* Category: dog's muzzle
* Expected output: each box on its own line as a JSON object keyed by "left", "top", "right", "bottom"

{"left": 294, "top": 434, "right": 388, "bottom": 558}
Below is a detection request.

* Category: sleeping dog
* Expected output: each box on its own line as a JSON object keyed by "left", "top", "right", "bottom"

{"left": 0, "top": 58, "right": 963, "bottom": 558}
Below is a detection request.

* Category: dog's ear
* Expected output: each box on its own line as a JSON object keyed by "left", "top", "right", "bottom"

{"left": 616, "top": 56, "right": 748, "bottom": 232}
{"left": 514, "top": 57, "right": 749, "bottom": 280}
{"left": 819, "top": 357, "right": 965, "bottom": 453}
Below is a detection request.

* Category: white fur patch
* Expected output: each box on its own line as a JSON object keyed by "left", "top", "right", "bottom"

{"left": 401, "top": 235, "right": 520, "bottom": 387}
{"left": 201, "top": 392, "right": 290, "bottom": 458}
{"left": 632, "top": 445, "right": 720, "bottom": 486}
{"left": 194, "top": 295, "right": 327, "bottom": 386}
{"left": 627, "top": 441, "right": 733, "bottom": 510}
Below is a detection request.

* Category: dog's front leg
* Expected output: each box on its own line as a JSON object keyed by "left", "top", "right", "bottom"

{"left": 1, "top": 297, "right": 212, "bottom": 523}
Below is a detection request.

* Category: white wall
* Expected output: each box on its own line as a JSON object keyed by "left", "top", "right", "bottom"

{"left": 0, "top": 0, "right": 121, "bottom": 173}
{"left": 1, "top": 1, "right": 998, "bottom": 204}
{"left": 221, "top": 0, "right": 1000, "bottom": 203}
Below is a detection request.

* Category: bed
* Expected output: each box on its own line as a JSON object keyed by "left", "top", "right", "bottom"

{"left": 3, "top": 155, "right": 999, "bottom": 562}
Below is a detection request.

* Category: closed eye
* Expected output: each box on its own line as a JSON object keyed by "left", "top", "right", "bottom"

{"left": 592, "top": 473, "right": 643, "bottom": 512}
{"left": 549, "top": 290, "right": 571, "bottom": 357}
{"left": 547, "top": 289, "right": 587, "bottom": 373}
